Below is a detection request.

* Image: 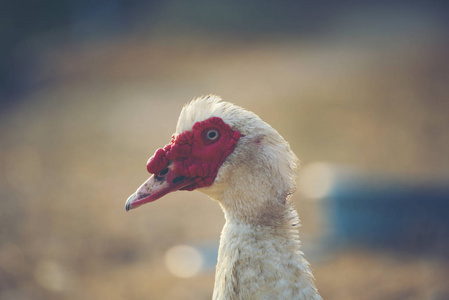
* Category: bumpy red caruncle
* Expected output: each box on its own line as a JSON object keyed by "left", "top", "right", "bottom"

{"left": 146, "top": 117, "right": 241, "bottom": 190}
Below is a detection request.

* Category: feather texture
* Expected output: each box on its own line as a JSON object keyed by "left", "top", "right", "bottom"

{"left": 180, "top": 96, "right": 322, "bottom": 300}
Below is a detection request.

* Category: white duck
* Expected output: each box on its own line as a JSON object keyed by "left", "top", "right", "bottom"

{"left": 126, "top": 96, "right": 322, "bottom": 300}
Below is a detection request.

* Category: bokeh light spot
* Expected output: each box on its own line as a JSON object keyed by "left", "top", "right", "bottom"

{"left": 299, "top": 162, "right": 335, "bottom": 199}
{"left": 164, "top": 245, "right": 203, "bottom": 278}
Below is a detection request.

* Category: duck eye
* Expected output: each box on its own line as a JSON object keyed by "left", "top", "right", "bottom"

{"left": 206, "top": 129, "right": 219, "bottom": 141}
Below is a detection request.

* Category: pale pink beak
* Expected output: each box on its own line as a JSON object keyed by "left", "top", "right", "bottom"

{"left": 125, "top": 166, "right": 196, "bottom": 211}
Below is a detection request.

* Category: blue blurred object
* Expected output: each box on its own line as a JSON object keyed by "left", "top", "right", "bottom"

{"left": 331, "top": 178, "right": 449, "bottom": 251}
{"left": 302, "top": 164, "right": 449, "bottom": 256}
{"left": 194, "top": 242, "right": 219, "bottom": 272}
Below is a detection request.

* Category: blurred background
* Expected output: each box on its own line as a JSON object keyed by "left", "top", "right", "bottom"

{"left": 1, "top": 1, "right": 449, "bottom": 299}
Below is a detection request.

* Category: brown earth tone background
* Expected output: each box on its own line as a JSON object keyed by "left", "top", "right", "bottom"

{"left": 1, "top": 2, "right": 449, "bottom": 300}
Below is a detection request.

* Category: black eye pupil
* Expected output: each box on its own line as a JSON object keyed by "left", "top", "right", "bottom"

{"left": 208, "top": 131, "right": 217, "bottom": 139}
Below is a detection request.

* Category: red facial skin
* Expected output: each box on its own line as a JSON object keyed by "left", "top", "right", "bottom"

{"left": 147, "top": 117, "right": 241, "bottom": 191}
{"left": 126, "top": 117, "right": 241, "bottom": 211}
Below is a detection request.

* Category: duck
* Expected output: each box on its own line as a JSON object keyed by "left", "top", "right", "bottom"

{"left": 126, "top": 95, "right": 322, "bottom": 300}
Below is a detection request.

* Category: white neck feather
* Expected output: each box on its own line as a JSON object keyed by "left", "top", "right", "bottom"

{"left": 212, "top": 193, "right": 322, "bottom": 300}
{"left": 204, "top": 153, "right": 322, "bottom": 299}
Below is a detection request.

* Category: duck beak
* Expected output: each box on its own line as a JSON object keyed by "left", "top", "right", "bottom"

{"left": 125, "top": 168, "right": 196, "bottom": 211}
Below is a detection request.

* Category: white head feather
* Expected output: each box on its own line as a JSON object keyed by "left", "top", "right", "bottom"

{"left": 176, "top": 95, "right": 299, "bottom": 222}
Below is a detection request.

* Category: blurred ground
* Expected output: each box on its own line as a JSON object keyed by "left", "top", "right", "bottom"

{"left": 1, "top": 3, "right": 449, "bottom": 299}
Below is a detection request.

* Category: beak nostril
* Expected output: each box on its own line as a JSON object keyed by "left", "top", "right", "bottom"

{"left": 159, "top": 167, "right": 169, "bottom": 176}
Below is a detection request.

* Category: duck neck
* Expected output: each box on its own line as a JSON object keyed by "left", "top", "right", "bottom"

{"left": 219, "top": 193, "right": 302, "bottom": 254}
{"left": 218, "top": 177, "right": 296, "bottom": 225}
{"left": 219, "top": 198, "right": 303, "bottom": 259}
{"left": 213, "top": 194, "right": 321, "bottom": 300}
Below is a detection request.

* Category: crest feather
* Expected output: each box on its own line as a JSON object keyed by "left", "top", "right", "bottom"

{"left": 176, "top": 95, "right": 251, "bottom": 134}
